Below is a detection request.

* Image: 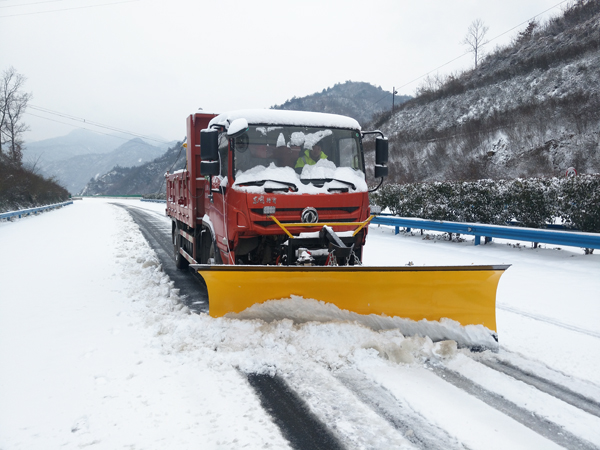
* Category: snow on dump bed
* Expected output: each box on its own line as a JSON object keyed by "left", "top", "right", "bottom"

{"left": 233, "top": 160, "right": 368, "bottom": 194}
{"left": 209, "top": 109, "right": 361, "bottom": 130}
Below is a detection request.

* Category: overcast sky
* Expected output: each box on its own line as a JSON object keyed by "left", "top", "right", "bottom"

{"left": 1, "top": 0, "right": 567, "bottom": 144}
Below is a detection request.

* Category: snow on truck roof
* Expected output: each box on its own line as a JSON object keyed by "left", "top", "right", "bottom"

{"left": 208, "top": 109, "right": 361, "bottom": 130}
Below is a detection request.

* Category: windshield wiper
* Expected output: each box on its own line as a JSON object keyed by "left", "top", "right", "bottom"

{"left": 300, "top": 178, "right": 356, "bottom": 190}
{"left": 235, "top": 179, "right": 299, "bottom": 192}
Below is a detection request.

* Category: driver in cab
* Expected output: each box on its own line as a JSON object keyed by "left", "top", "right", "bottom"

{"left": 295, "top": 143, "right": 327, "bottom": 172}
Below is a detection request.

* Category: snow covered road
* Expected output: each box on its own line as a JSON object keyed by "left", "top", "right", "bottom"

{"left": 1, "top": 198, "right": 599, "bottom": 449}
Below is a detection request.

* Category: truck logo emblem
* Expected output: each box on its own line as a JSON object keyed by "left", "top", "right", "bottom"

{"left": 301, "top": 207, "right": 318, "bottom": 224}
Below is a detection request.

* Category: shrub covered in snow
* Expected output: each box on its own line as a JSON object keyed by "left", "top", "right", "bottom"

{"left": 559, "top": 175, "right": 600, "bottom": 232}
{"left": 371, "top": 174, "right": 600, "bottom": 232}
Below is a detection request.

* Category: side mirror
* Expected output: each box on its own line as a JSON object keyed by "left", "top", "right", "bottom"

{"left": 200, "top": 129, "right": 219, "bottom": 161}
{"left": 200, "top": 160, "right": 220, "bottom": 176}
{"left": 227, "top": 118, "right": 249, "bottom": 139}
{"left": 374, "top": 137, "right": 388, "bottom": 178}
{"left": 374, "top": 165, "right": 388, "bottom": 178}
{"left": 375, "top": 137, "right": 388, "bottom": 165}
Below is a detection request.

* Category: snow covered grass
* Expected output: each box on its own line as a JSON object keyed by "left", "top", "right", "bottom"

{"left": 1, "top": 198, "right": 599, "bottom": 449}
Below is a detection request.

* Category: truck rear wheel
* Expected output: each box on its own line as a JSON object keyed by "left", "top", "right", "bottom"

{"left": 174, "top": 224, "right": 189, "bottom": 270}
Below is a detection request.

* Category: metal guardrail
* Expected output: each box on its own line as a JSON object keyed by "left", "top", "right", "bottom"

{"left": 371, "top": 215, "right": 600, "bottom": 250}
{"left": 80, "top": 195, "right": 143, "bottom": 198}
{"left": 140, "top": 199, "right": 166, "bottom": 203}
{"left": 0, "top": 201, "right": 74, "bottom": 221}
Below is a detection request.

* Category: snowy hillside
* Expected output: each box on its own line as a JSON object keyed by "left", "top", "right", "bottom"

{"left": 373, "top": 0, "right": 600, "bottom": 183}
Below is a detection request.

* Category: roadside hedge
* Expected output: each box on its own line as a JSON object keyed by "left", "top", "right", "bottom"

{"left": 371, "top": 175, "right": 600, "bottom": 233}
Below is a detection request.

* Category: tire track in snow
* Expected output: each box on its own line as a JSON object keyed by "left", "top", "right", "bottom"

{"left": 246, "top": 373, "right": 345, "bottom": 450}
{"left": 113, "top": 203, "right": 209, "bottom": 314}
{"left": 476, "top": 357, "right": 600, "bottom": 418}
{"left": 431, "top": 366, "right": 599, "bottom": 450}
{"left": 334, "top": 369, "right": 467, "bottom": 450}
{"left": 498, "top": 304, "right": 600, "bottom": 339}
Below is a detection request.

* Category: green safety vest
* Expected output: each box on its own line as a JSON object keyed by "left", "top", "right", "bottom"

{"left": 295, "top": 149, "right": 327, "bottom": 169}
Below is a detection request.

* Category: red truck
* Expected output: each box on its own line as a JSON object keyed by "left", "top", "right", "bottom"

{"left": 166, "top": 109, "right": 388, "bottom": 269}
{"left": 164, "top": 109, "right": 506, "bottom": 346}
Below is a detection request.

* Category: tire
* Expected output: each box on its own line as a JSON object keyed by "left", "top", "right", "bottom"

{"left": 199, "top": 227, "right": 222, "bottom": 265}
{"left": 173, "top": 224, "right": 189, "bottom": 270}
{"left": 208, "top": 240, "right": 223, "bottom": 265}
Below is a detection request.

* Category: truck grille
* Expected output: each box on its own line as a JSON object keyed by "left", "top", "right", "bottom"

{"left": 250, "top": 206, "right": 360, "bottom": 228}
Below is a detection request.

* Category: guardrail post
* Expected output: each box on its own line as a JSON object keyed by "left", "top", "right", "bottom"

{"left": 474, "top": 235, "right": 481, "bottom": 246}
{"left": 394, "top": 226, "right": 399, "bottom": 235}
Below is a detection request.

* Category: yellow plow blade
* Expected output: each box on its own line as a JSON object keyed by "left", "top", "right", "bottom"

{"left": 192, "top": 265, "right": 509, "bottom": 332}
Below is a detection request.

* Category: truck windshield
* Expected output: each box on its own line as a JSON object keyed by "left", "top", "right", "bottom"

{"left": 232, "top": 125, "right": 363, "bottom": 177}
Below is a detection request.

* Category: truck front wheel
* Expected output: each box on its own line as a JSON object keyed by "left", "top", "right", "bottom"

{"left": 199, "top": 227, "right": 222, "bottom": 265}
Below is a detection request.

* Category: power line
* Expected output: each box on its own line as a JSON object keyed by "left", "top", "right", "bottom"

{"left": 0, "top": 0, "right": 63, "bottom": 9}
{"left": 0, "top": 0, "right": 138, "bottom": 17}
{"left": 24, "top": 111, "right": 143, "bottom": 143}
{"left": 393, "top": 0, "right": 570, "bottom": 94}
{"left": 372, "top": 92, "right": 391, "bottom": 107}
{"left": 26, "top": 105, "right": 170, "bottom": 144}
{"left": 481, "top": 0, "right": 570, "bottom": 46}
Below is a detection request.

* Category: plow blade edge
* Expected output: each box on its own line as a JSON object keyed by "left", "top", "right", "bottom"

{"left": 191, "top": 265, "right": 509, "bottom": 332}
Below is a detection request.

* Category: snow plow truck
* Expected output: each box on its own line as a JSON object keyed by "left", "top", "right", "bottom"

{"left": 166, "top": 109, "right": 508, "bottom": 343}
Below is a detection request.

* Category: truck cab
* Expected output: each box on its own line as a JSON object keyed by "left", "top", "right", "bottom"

{"left": 166, "top": 109, "right": 388, "bottom": 268}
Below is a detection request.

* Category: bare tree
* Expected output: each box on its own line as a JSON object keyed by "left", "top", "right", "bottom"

{"left": 1, "top": 67, "right": 32, "bottom": 165}
{"left": 462, "top": 19, "right": 489, "bottom": 69}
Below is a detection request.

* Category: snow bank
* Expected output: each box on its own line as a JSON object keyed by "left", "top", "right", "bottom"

{"left": 130, "top": 278, "right": 461, "bottom": 376}
{"left": 228, "top": 296, "right": 498, "bottom": 352}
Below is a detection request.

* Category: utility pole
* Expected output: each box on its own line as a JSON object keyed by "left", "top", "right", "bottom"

{"left": 392, "top": 87, "right": 398, "bottom": 112}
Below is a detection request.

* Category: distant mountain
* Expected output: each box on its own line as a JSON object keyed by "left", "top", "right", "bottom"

{"left": 81, "top": 142, "right": 185, "bottom": 196}
{"left": 24, "top": 129, "right": 126, "bottom": 163}
{"left": 271, "top": 81, "right": 410, "bottom": 126}
{"left": 40, "top": 138, "right": 173, "bottom": 194}
{"left": 367, "top": 0, "right": 600, "bottom": 183}
{"left": 80, "top": 83, "right": 411, "bottom": 196}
